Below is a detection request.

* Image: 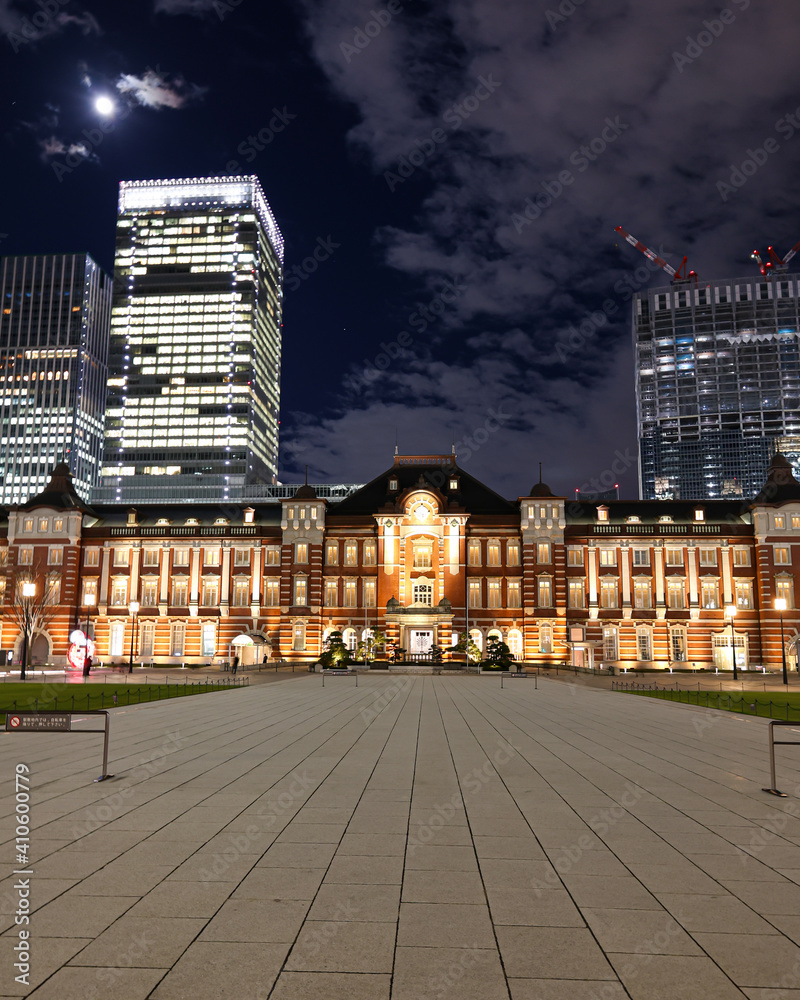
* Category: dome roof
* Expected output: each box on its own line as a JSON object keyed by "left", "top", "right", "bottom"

{"left": 753, "top": 452, "right": 800, "bottom": 503}
{"left": 530, "top": 480, "right": 555, "bottom": 497}
{"left": 293, "top": 484, "right": 317, "bottom": 500}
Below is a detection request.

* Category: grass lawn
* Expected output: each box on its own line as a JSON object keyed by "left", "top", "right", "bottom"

{"left": 621, "top": 688, "right": 800, "bottom": 721}
{"left": 0, "top": 678, "right": 243, "bottom": 720}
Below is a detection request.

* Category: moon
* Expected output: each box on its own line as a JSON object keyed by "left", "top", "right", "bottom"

{"left": 95, "top": 96, "right": 115, "bottom": 116}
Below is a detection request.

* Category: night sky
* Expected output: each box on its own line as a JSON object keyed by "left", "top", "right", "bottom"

{"left": 1, "top": 0, "right": 799, "bottom": 499}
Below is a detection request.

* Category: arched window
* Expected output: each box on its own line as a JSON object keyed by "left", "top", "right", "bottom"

{"left": 469, "top": 629, "right": 483, "bottom": 652}
{"left": 602, "top": 626, "right": 618, "bottom": 661}
{"left": 636, "top": 627, "right": 652, "bottom": 661}
{"left": 539, "top": 623, "right": 552, "bottom": 654}
{"left": 487, "top": 628, "right": 502, "bottom": 643}
{"left": 507, "top": 629, "right": 523, "bottom": 659}
{"left": 342, "top": 627, "right": 357, "bottom": 651}
{"left": 292, "top": 621, "right": 306, "bottom": 651}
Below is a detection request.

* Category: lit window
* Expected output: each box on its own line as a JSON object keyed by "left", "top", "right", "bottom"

{"left": 171, "top": 578, "right": 189, "bottom": 606}
{"left": 364, "top": 579, "right": 376, "bottom": 608}
{"left": 293, "top": 621, "right": 306, "bottom": 651}
{"left": 81, "top": 579, "right": 98, "bottom": 605}
{"left": 173, "top": 548, "right": 190, "bottom": 567}
{"left": 204, "top": 548, "right": 220, "bottom": 567}
{"left": 487, "top": 580, "right": 502, "bottom": 608}
{"left": 568, "top": 581, "right": 585, "bottom": 608}
{"left": 665, "top": 549, "right": 684, "bottom": 567}
{"left": 667, "top": 580, "right": 686, "bottom": 609}
{"left": 537, "top": 541, "right": 551, "bottom": 563}
{"left": 233, "top": 549, "right": 250, "bottom": 566}
{"left": 776, "top": 579, "right": 794, "bottom": 608}
{"left": 141, "top": 579, "right": 159, "bottom": 606}
{"left": 694, "top": 509, "right": 705, "bottom": 522}
{"left": 202, "top": 622, "right": 216, "bottom": 657}
{"left": 486, "top": 541, "right": 501, "bottom": 567}
{"left": 111, "top": 580, "right": 128, "bottom": 606}
{"left": 637, "top": 629, "right": 652, "bottom": 661}
{"left": 48, "top": 547, "right": 63, "bottom": 566}
{"left": 201, "top": 579, "right": 219, "bottom": 607}
{"left": 508, "top": 580, "right": 522, "bottom": 608}
{"left": 413, "top": 583, "right": 433, "bottom": 606}
{"left": 113, "top": 548, "right": 130, "bottom": 567}
{"left": 265, "top": 546, "right": 280, "bottom": 566}
{"left": 324, "top": 580, "right": 338, "bottom": 607}
{"left": 597, "top": 507, "right": 609, "bottom": 522}
{"left": 295, "top": 542, "right": 309, "bottom": 564}
{"left": 264, "top": 579, "right": 280, "bottom": 606}
{"left": 23, "top": 519, "right": 33, "bottom": 533}
{"left": 53, "top": 518, "right": 63, "bottom": 532}
{"left": 633, "top": 580, "right": 651, "bottom": 609}
{"left": 325, "top": 542, "right": 339, "bottom": 566}
{"left": 567, "top": 547, "right": 583, "bottom": 566}
{"left": 468, "top": 579, "right": 481, "bottom": 608}
{"left": 774, "top": 515, "right": 786, "bottom": 530}
{"left": 732, "top": 547, "right": 750, "bottom": 567}
{"left": 232, "top": 578, "right": 250, "bottom": 607}
{"left": 171, "top": 623, "right": 186, "bottom": 657}
{"left": 38, "top": 518, "right": 49, "bottom": 532}
{"left": 293, "top": 576, "right": 307, "bottom": 606}
{"left": 599, "top": 549, "right": 616, "bottom": 567}
{"left": 735, "top": 580, "right": 752, "bottom": 609}
{"left": 143, "top": 548, "right": 160, "bottom": 567}
{"left": 775, "top": 547, "right": 791, "bottom": 565}
{"left": 19, "top": 547, "right": 33, "bottom": 566}
{"left": 468, "top": 540, "right": 481, "bottom": 566}
{"left": 701, "top": 580, "right": 719, "bottom": 609}
{"left": 344, "top": 580, "right": 357, "bottom": 607}
{"left": 414, "top": 543, "right": 432, "bottom": 569}
{"left": 600, "top": 580, "right": 618, "bottom": 608}
{"left": 507, "top": 541, "right": 521, "bottom": 566}
{"left": 539, "top": 623, "right": 552, "bottom": 654}
{"left": 109, "top": 622, "right": 125, "bottom": 657}
{"left": 363, "top": 540, "right": 377, "bottom": 566}
{"left": 537, "top": 578, "right": 552, "bottom": 607}
{"left": 344, "top": 541, "right": 358, "bottom": 566}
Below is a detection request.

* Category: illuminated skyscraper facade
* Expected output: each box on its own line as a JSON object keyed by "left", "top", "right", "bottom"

{"left": 99, "top": 176, "right": 284, "bottom": 502}
{"left": 0, "top": 253, "right": 111, "bottom": 504}
{"left": 634, "top": 275, "right": 800, "bottom": 499}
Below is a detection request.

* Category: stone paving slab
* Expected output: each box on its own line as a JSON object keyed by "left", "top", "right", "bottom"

{"left": 1, "top": 673, "right": 800, "bottom": 997}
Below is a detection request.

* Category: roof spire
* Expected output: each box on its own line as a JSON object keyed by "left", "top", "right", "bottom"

{"left": 394, "top": 428, "right": 398, "bottom": 456}
{"left": 304, "top": 464, "right": 308, "bottom": 486}
{"left": 539, "top": 461, "right": 543, "bottom": 483}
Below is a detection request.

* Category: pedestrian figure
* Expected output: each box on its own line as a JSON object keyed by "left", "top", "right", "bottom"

{"left": 83, "top": 654, "right": 92, "bottom": 679}
{"left": 232, "top": 655, "right": 238, "bottom": 675}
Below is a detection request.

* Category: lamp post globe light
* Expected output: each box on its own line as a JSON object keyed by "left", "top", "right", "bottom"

{"left": 128, "top": 601, "right": 139, "bottom": 674}
{"left": 775, "top": 597, "right": 789, "bottom": 687}
{"left": 726, "top": 604, "right": 738, "bottom": 681}
{"left": 20, "top": 581, "right": 36, "bottom": 681}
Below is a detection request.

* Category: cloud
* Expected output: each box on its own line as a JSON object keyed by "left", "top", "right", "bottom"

{"left": 0, "top": 0, "right": 101, "bottom": 46}
{"left": 287, "top": 0, "right": 800, "bottom": 496}
{"left": 38, "top": 135, "right": 94, "bottom": 163}
{"left": 115, "top": 68, "right": 207, "bottom": 110}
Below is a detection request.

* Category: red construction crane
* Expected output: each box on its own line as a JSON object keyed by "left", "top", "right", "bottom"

{"left": 750, "top": 238, "right": 800, "bottom": 278}
{"left": 615, "top": 226, "right": 697, "bottom": 284}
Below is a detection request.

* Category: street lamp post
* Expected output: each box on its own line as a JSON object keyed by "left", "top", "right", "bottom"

{"left": 84, "top": 593, "right": 96, "bottom": 676}
{"left": 128, "top": 601, "right": 139, "bottom": 674}
{"left": 20, "top": 582, "right": 36, "bottom": 681}
{"left": 726, "top": 604, "right": 738, "bottom": 681}
{"left": 775, "top": 597, "right": 789, "bottom": 687}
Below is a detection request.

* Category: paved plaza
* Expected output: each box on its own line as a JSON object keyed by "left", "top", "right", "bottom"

{"left": 2, "top": 672, "right": 800, "bottom": 998}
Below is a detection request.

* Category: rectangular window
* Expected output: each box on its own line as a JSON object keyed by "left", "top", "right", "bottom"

{"left": 486, "top": 542, "right": 501, "bottom": 567}
{"left": 111, "top": 580, "right": 128, "bottom": 606}
{"left": 508, "top": 580, "right": 522, "bottom": 608}
{"left": 603, "top": 627, "right": 618, "bottom": 660}
{"left": 81, "top": 578, "right": 98, "bottom": 605}
{"left": 48, "top": 546, "right": 63, "bottom": 566}
{"left": 23, "top": 518, "right": 33, "bottom": 533}
{"left": 468, "top": 540, "right": 481, "bottom": 566}
{"left": 49, "top": 578, "right": 61, "bottom": 605}
{"left": 632, "top": 549, "right": 650, "bottom": 567}
{"left": 468, "top": 579, "right": 481, "bottom": 608}
{"left": 265, "top": 546, "right": 280, "bottom": 566}
{"left": 233, "top": 548, "right": 250, "bottom": 566}
{"left": 701, "top": 580, "right": 719, "bottom": 609}
{"left": 599, "top": 549, "right": 617, "bottom": 567}
{"left": 324, "top": 580, "right": 338, "bottom": 607}
{"left": 325, "top": 541, "right": 339, "bottom": 565}
{"left": 263, "top": 578, "right": 280, "bottom": 607}
{"left": 143, "top": 548, "right": 160, "bottom": 567}
{"left": 671, "top": 629, "right": 687, "bottom": 661}
{"left": 567, "top": 547, "right": 584, "bottom": 567}
{"left": 295, "top": 542, "right": 309, "bottom": 564}
{"left": 732, "top": 547, "right": 750, "bottom": 567}
{"left": 568, "top": 580, "right": 585, "bottom": 608}
{"left": 364, "top": 578, "right": 376, "bottom": 608}
{"left": 171, "top": 578, "right": 189, "bottom": 606}
{"left": 665, "top": 549, "right": 684, "bottom": 567}
{"left": 698, "top": 548, "right": 717, "bottom": 567}
{"left": 202, "top": 622, "right": 216, "bottom": 657}
{"left": 18, "top": 546, "right": 32, "bottom": 566}
{"left": 792, "top": 516, "right": 800, "bottom": 530}
{"left": 735, "top": 580, "right": 753, "bottom": 609}
{"left": 667, "top": 580, "right": 685, "bottom": 609}
{"left": 171, "top": 623, "right": 185, "bottom": 657}
{"left": 537, "top": 541, "right": 551, "bottom": 563}
{"left": 539, "top": 624, "right": 552, "bottom": 654}
{"left": 344, "top": 580, "right": 357, "bottom": 607}
{"left": 414, "top": 544, "right": 432, "bottom": 569}
{"left": 507, "top": 541, "right": 521, "bottom": 566}
{"left": 776, "top": 579, "right": 794, "bottom": 608}
{"left": 363, "top": 540, "right": 377, "bottom": 566}
{"left": 775, "top": 547, "right": 791, "bottom": 565}
{"left": 109, "top": 621, "right": 125, "bottom": 657}
{"left": 633, "top": 580, "right": 652, "bottom": 609}
{"left": 232, "top": 578, "right": 250, "bottom": 607}
{"left": 204, "top": 548, "right": 220, "bottom": 567}
{"left": 600, "top": 580, "right": 618, "bottom": 608}
{"left": 487, "top": 580, "right": 501, "bottom": 608}
{"left": 113, "top": 548, "right": 130, "bottom": 567}
{"left": 201, "top": 579, "right": 219, "bottom": 607}
{"left": 775, "top": 515, "right": 786, "bottom": 530}
{"left": 637, "top": 630, "right": 652, "bottom": 661}
{"left": 141, "top": 579, "right": 159, "bottom": 606}
{"left": 38, "top": 517, "right": 49, "bottom": 532}
{"left": 173, "top": 548, "right": 190, "bottom": 567}
{"left": 293, "top": 576, "right": 307, "bottom": 606}
{"left": 537, "top": 577, "right": 552, "bottom": 607}
{"left": 53, "top": 518, "right": 63, "bottom": 533}
{"left": 84, "top": 548, "right": 100, "bottom": 567}
{"left": 344, "top": 541, "right": 358, "bottom": 566}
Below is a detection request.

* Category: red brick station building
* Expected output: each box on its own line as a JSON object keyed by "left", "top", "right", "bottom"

{"left": 2, "top": 452, "right": 799, "bottom": 672}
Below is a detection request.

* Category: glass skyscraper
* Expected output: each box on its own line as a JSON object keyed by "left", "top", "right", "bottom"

{"left": 0, "top": 253, "right": 112, "bottom": 504}
{"left": 634, "top": 275, "right": 800, "bottom": 499}
{"left": 99, "top": 176, "right": 284, "bottom": 502}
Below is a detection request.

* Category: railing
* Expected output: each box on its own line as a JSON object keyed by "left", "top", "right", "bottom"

{"left": 613, "top": 682, "right": 800, "bottom": 722}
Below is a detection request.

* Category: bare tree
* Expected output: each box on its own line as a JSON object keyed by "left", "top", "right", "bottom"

{"left": 7, "top": 564, "right": 62, "bottom": 680}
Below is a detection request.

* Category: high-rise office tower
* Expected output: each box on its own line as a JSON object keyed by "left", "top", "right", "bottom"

{"left": 99, "top": 176, "right": 284, "bottom": 502}
{"left": 634, "top": 274, "right": 800, "bottom": 499}
{"left": 0, "top": 253, "right": 112, "bottom": 504}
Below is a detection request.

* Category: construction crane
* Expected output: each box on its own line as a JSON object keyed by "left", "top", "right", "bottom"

{"left": 615, "top": 226, "right": 697, "bottom": 284}
{"left": 750, "top": 238, "right": 800, "bottom": 278}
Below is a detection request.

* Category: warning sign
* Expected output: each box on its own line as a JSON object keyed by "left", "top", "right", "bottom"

{"left": 6, "top": 714, "right": 71, "bottom": 732}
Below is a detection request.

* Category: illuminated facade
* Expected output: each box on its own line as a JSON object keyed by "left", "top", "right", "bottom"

{"left": 99, "top": 176, "right": 284, "bottom": 503}
{"left": 635, "top": 276, "right": 800, "bottom": 499}
{"left": 1, "top": 456, "right": 798, "bottom": 675}
{"left": 0, "top": 253, "right": 111, "bottom": 504}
